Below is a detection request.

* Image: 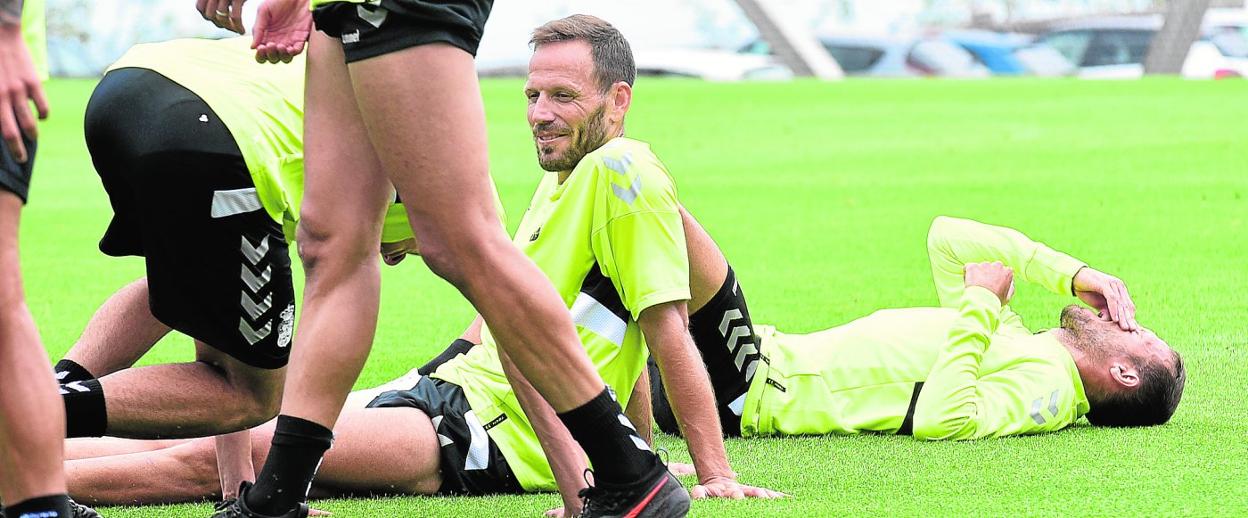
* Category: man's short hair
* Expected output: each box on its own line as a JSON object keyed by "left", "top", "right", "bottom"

{"left": 530, "top": 14, "right": 636, "bottom": 93}
{"left": 1086, "top": 349, "right": 1186, "bottom": 427}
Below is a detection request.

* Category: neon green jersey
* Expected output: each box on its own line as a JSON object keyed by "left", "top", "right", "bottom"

{"left": 108, "top": 38, "right": 306, "bottom": 237}
{"left": 433, "top": 137, "right": 691, "bottom": 490}
{"left": 742, "top": 217, "right": 1091, "bottom": 440}
{"left": 20, "top": 0, "right": 46, "bottom": 80}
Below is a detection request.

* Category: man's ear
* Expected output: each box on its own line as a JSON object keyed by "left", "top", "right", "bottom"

{"left": 1109, "top": 362, "right": 1141, "bottom": 389}
{"left": 609, "top": 81, "right": 632, "bottom": 122}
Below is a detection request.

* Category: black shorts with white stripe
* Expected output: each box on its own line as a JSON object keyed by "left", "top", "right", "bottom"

{"left": 366, "top": 376, "right": 523, "bottom": 496}
{"left": 312, "top": 0, "right": 492, "bottom": 63}
{"left": 84, "top": 68, "right": 295, "bottom": 369}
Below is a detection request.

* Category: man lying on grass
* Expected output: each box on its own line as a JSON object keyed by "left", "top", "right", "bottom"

{"left": 648, "top": 215, "right": 1186, "bottom": 443}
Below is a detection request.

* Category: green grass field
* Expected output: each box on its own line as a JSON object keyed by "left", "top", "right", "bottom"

{"left": 20, "top": 77, "right": 1248, "bottom": 517}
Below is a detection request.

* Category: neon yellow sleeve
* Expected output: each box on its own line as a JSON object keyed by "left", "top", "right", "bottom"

{"left": 912, "top": 287, "right": 1081, "bottom": 440}
{"left": 589, "top": 155, "right": 690, "bottom": 321}
{"left": 926, "top": 216, "right": 1086, "bottom": 308}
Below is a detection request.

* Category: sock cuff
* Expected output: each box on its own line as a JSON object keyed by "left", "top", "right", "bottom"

{"left": 272, "top": 414, "right": 334, "bottom": 448}
{"left": 557, "top": 386, "right": 621, "bottom": 421}
{"left": 6, "top": 494, "right": 73, "bottom": 518}
{"left": 62, "top": 378, "right": 107, "bottom": 438}
{"left": 54, "top": 358, "right": 94, "bottom": 384}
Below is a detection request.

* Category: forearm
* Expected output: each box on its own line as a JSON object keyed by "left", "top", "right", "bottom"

{"left": 215, "top": 430, "right": 254, "bottom": 499}
{"left": 624, "top": 366, "right": 653, "bottom": 447}
{"left": 912, "top": 287, "right": 999, "bottom": 440}
{"left": 499, "top": 348, "right": 586, "bottom": 511}
{"left": 0, "top": 0, "right": 22, "bottom": 28}
{"left": 928, "top": 217, "right": 1085, "bottom": 304}
{"left": 640, "top": 303, "right": 733, "bottom": 480}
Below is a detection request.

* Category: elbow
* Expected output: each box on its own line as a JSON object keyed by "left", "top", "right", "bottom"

{"left": 911, "top": 409, "right": 974, "bottom": 441}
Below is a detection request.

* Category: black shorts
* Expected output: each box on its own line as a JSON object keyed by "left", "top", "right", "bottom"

{"left": 0, "top": 131, "right": 36, "bottom": 203}
{"left": 312, "top": 0, "right": 492, "bottom": 63}
{"left": 83, "top": 68, "right": 295, "bottom": 369}
{"left": 651, "top": 266, "right": 759, "bottom": 437}
{"left": 367, "top": 376, "right": 522, "bottom": 496}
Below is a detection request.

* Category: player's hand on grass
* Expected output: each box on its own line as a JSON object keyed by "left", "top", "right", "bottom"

{"left": 668, "top": 462, "right": 697, "bottom": 477}
{"left": 197, "top": 0, "right": 248, "bottom": 34}
{"left": 0, "top": 27, "right": 49, "bottom": 164}
{"left": 1072, "top": 267, "right": 1137, "bottom": 331}
{"left": 964, "top": 262, "right": 1014, "bottom": 305}
{"left": 252, "top": 0, "right": 313, "bottom": 63}
{"left": 308, "top": 508, "right": 331, "bottom": 516}
{"left": 691, "top": 476, "right": 787, "bottom": 500}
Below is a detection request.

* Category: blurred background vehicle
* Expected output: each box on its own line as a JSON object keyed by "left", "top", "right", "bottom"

{"left": 1034, "top": 14, "right": 1248, "bottom": 78}
{"left": 944, "top": 30, "right": 1075, "bottom": 76}
{"left": 742, "top": 34, "right": 993, "bottom": 77}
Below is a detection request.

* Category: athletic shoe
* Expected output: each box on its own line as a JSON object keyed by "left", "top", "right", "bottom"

{"left": 578, "top": 464, "right": 691, "bottom": 518}
{"left": 71, "top": 500, "right": 102, "bottom": 518}
{"left": 209, "top": 482, "right": 308, "bottom": 518}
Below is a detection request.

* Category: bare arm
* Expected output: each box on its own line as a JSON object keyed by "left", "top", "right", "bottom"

{"left": 638, "top": 301, "right": 733, "bottom": 482}
{"left": 623, "top": 364, "right": 653, "bottom": 447}
{"left": 498, "top": 347, "right": 588, "bottom": 516}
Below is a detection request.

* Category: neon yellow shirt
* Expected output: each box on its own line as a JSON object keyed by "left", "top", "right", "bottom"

{"left": 108, "top": 38, "right": 306, "bottom": 237}
{"left": 433, "top": 137, "right": 691, "bottom": 490}
{"left": 21, "top": 0, "right": 46, "bottom": 80}
{"left": 742, "top": 217, "right": 1091, "bottom": 440}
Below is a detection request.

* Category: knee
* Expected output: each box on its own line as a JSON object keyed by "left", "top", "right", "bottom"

{"left": 411, "top": 219, "right": 507, "bottom": 290}
{"left": 416, "top": 236, "right": 469, "bottom": 288}
{"left": 296, "top": 214, "right": 377, "bottom": 274}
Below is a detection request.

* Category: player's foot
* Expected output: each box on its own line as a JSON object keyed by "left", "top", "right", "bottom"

{"left": 209, "top": 482, "right": 308, "bottom": 518}
{"left": 578, "top": 463, "right": 690, "bottom": 518}
{"left": 70, "top": 500, "right": 103, "bottom": 518}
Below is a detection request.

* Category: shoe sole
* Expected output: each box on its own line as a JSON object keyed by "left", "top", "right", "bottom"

{"left": 622, "top": 475, "right": 691, "bottom": 518}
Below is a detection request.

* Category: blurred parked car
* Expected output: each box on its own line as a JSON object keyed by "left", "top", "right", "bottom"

{"left": 743, "top": 35, "right": 991, "bottom": 77}
{"left": 633, "top": 48, "right": 793, "bottom": 81}
{"left": 1035, "top": 15, "right": 1248, "bottom": 79}
{"left": 943, "top": 30, "right": 1075, "bottom": 76}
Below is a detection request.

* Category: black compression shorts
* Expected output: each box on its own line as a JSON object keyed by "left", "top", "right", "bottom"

{"left": 83, "top": 68, "right": 295, "bottom": 369}
{"left": 0, "top": 131, "right": 36, "bottom": 203}
{"left": 312, "top": 0, "right": 493, "bottom": 63}
{"left": 367, "top": 376, "right": 522, "bottom": 496}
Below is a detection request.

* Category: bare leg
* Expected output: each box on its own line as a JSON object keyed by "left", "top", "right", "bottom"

{"left": 0, "top": 192, "right": 67, "bottom": 504}
{"left": 69, "top": 406, "right": 441, "bottom": 505}
{"left": 93, "top": 341, "right": 284, "bottom": 438}
{"left": 65, "top": 437, "right": 189, "bottom": 461}
{"left": 348, "top": 42, "right": 602, "bottom": 413}
{"left": 276, "top": 32, "right": 392, "bottom": 429}
{"left": 62, "top": 277, "right": 171, "bottom": 377}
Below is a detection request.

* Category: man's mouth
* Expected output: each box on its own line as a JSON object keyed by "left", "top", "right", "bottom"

{"left": 535, "top": 133, "right": 566, "bottom": 144}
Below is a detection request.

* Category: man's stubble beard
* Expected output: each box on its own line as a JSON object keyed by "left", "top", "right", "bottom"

{"left": 537, "top": 104, "right": 611, "bottom": 172}
{"left": 1061, "top": 304, "right": 1117, "bottom": 362}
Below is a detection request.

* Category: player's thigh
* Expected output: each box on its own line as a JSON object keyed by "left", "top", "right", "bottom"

{"left": 313, "top": 406, "right": 441, "bottom": 495}
{"left": 347, "top": 44, "right": 501, "bottom": 245}
{"left": 302, "top": 31, "right": 391, "bottom": 251}
{"left": 0, "top": 191, "right": 21, "bottom": 297}
{"left": 193, "top": 342, "right": 285, "bottom": 408}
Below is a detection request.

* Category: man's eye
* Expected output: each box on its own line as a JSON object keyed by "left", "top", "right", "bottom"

{"left": 555, "top": 92, "right": 573, "bottom": 100}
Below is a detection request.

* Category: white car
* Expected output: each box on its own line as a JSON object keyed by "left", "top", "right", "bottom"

{"left": 632, "top": 48, "right": 793, "bottom": 81}
{"left": 1035, "top": 15, "right": 1248, "bottom": 79}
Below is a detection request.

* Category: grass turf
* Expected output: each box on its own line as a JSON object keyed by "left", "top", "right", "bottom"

{"left": 19, "top": 77, "right": 1248, "bottom": 516}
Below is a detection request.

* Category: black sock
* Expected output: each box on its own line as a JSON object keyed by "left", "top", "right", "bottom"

{"left": 6, "top": 494, "right": 73, "bottom": 518}
{"left": 54, "top": 358, "right": 94, "bottom": 384}
{"left": 61, "top": 379, "right": 107, "bottom": 438}
{"left": 246, "top": 415, "right": 334, "bottom": 515}
{"left": 557, "top": 387, "right": 658, "bottom": 486}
